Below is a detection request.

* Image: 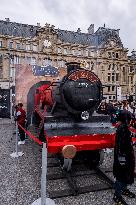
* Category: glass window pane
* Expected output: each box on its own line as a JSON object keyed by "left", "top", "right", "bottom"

{"left": 14, "top": 56, "right": 20, "bottom": 64}
{"left": 33, "top": 45, "right": 37, "bottom": 52}
{"left": 0, "top": 41, "right": 2, "bottom": 48}
{"left": 0, "top": 55, "right": 2, "bottom": 78}
{"left": 116, "top": 73, "right": 119, "bottom": 81}
{"left": 108, "top": 52, "right": 111, "bottom": 58}
{"left": 26, "top": 57, "right": 31, "bottom": 64}
{"left": 31, "top": 57, "right": 36, "bottom": 65}
{"left": 9, "top": 41, "right": 13, "bottom": 49}
{"left": 43, "top": 58, "right": 52, "bottom": 66}
{"left": 16, "top": 43, "right": 21, "bottom": 50}
{"left": 26, "top": 44, "right": 31, "bottom": 51}
{"left": 58, "top": 47, "right": 61, "bottom": 53}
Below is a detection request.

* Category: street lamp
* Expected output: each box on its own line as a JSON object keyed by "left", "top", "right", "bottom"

{"left": 7, "top": 52, "right": 14, "bottom": 119}
{"left": 112, "top": 68, "right": 117, "bottom": 101}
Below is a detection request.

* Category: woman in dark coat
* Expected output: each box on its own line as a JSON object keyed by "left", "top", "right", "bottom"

{"left": 113, "top": 110, "right": 135, "bottom": 204}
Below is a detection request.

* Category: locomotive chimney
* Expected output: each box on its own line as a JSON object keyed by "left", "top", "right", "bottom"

{"left": 88, "top": 24, "right": 94, "bottom": 34}
{"left": 66, "top": 62, "right": 80, "bottom": 73}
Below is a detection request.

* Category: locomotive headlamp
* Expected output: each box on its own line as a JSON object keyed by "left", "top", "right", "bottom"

{"left": 81, "top": 111, "right": 89, "bottom": 120}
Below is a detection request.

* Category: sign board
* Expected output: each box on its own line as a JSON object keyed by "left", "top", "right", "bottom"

{"left": 32, "top": 65, "right": 59, "bottom": 76}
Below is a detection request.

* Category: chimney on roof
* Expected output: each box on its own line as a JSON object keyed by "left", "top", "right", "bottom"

{"left": 5, "top": 18, "right": 10, "bottom": 22}
{"left": 131, "top": 49, "right": 136, "bottom": 56}
{"left": 77, "top": 28, "right": 81, "bottom": 33}
{"left": 37, "top": 23, "right": 40, "bottom": 27}
{"left": 116, "top": 29, "right": 120, "bottom": 35}
{"left": 88, "top": 24, "right": 94, "bottom": 34}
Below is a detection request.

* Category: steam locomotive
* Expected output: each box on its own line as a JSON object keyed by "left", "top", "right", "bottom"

{"left": 33, "top": 62, "right": 115, "bottom": 171}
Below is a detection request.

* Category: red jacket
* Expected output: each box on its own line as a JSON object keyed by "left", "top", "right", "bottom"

{"left": 16, "top": 108, "right": 26, "bottom": 125}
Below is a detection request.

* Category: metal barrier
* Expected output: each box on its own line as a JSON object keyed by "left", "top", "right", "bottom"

{"left": 11, "top": 121, "right": 56, "bottom": 205}
{"left": 32, "top": 142, "right": 56, "bottom": 205}
{"left": 10, "top": 121, "right": 24, "bottom": 158}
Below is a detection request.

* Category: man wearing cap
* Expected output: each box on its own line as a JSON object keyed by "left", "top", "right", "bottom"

{"left": 113, "top": 110, "right": 135, "bottom": 204}
{"left": 16, "top": 103, "right": 26, "bottom": 145}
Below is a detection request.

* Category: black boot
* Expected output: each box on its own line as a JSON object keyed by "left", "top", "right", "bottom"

{"left": 113, "top": 194, "right": 124, "bottom": 205}
{"left": 121, "top": 189, "right": 135, "bottom": 198}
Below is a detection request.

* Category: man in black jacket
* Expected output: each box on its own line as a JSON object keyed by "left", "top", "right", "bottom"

{"left": 113, "top": 110, "right": 135, "bottom": 204}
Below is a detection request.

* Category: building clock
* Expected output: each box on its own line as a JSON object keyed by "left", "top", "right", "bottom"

{"left": 43, "top": 39, "right": 52, "bottom": 48}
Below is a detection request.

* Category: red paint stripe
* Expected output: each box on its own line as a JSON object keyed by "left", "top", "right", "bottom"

{"left": 18, "top": 123, "right": 42, "bottom": 145}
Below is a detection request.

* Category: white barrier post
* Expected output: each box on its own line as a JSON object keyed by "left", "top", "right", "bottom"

{"left": 10, "top": 122, "right": 24, "bottom": 158}
{"left": 32, "top": 142, "right": 56, "bottom": 205}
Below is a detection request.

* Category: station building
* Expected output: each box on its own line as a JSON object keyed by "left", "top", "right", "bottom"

{"left": 0, "top": 18, "right": 136, "bottom": 116}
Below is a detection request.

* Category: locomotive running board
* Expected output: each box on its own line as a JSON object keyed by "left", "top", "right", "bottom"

{"left": 44, "top": 114, "right": 116, "bottom": 136}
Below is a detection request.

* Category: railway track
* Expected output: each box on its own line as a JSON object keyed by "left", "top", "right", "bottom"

{"left": 27, "top": 125, "right": 130, "bottom": 204}
{"left": 47, "top": 154, "right": 129, "bottom": 205}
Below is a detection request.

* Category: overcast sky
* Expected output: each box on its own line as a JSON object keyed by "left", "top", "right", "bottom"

{"left": 0, "top": 0, "right": 136, "bottom": 53}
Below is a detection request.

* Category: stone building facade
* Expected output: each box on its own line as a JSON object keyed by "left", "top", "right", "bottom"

{"left": 0, "top": 18, "right": 135, "bottom": 104}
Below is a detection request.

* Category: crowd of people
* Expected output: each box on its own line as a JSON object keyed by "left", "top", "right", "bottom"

{"left": 97, "top": 100, "right": 136, "bottom": 124}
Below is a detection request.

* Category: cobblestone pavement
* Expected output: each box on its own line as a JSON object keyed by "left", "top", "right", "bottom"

{"left": 0, "top": 119, "right": 41, "bottom": 205}
{"left": 1, "top": 118, "right": 136, "bottom": 205}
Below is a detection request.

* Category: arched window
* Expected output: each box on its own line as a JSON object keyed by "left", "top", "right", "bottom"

{"left": 43, "top": 58, "right": 52, "bottom": 66}
{"left": 57, "top": 60, "right": 66, "bottom": 67}
{"left": 14, "top": 56, "right": 20, "bottom": 64}
{"left": 31, "top": 57, "right": 36, "bottom": 65}
{"left": 26, "top": 44, "right": 31, "bottom": 51}
{"left": 0, "top": 54, "right": 3, "bottom": 78}
{"left": 33, "top": 45, "right": 37, "bottom": 52}
{"left": 122, "top": 67, "right": 126, "bottom": 82}
{"left": 114, "top": 64, "right": 118, "bottom": 71}
{"left": 116, "top": 53, "right": 119, "bottom": 58}
{"left": 116, "top": 73, "right": 119, "bottom": 81}
{"left": 108, "top": 64, "right": 111, "bottom": 70}
{"left": 57, "top": 47, "right": 61, "bottom": 53}
{"left": 84, "top": 50, "right": 88, "bottom": 56}
{"left": 0, "top": 41, "right": 2, "bottom": 48}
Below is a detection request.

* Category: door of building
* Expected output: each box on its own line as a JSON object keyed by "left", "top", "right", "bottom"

{"left": 0, "top": 89, "right": 10, "bottom": 118}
